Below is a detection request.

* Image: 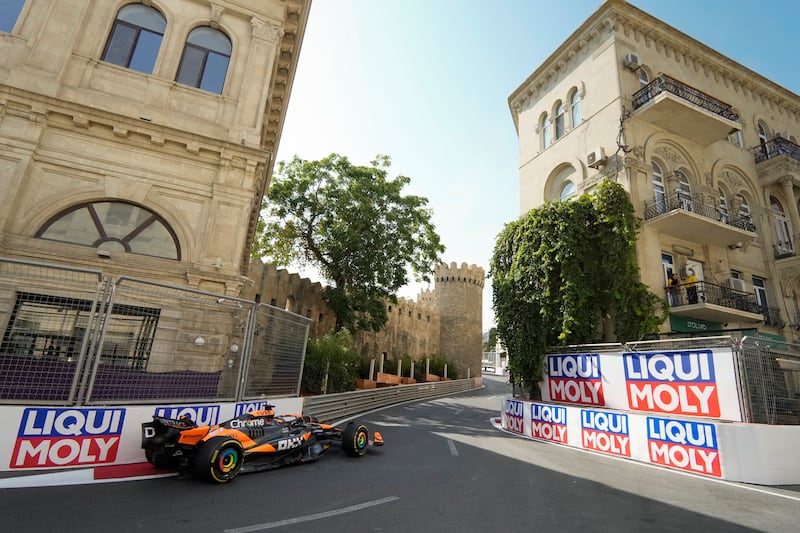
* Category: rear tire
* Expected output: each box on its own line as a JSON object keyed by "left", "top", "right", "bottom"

{"left": 342, "top": 423, "right": 369, "bottom": 457}
{"left": 194, "top": 437, "right": 244, "bottom": 483}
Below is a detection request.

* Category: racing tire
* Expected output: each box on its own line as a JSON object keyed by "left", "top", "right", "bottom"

{"left": 194, "top": 437, "right": 245, "bottom": 483}
{"left": 342, "top": 422, "right": 369, "bottom": 457}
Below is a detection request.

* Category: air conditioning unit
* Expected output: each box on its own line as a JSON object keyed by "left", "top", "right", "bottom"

{"left": 587, "top": 147, "right": 606, "bottom": 169}
{"left": 623, "top": 53, "right": 641, "bottom": 71}
{"left": 725, "top": 278, "right": 748, "bottom": 292}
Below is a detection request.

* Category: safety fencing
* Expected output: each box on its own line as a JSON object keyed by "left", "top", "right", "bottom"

{"left": 547, "top": 335, "right": 800, "bottom": 425}
{"left": 0, "top": 257, "right": 311, "bottom": 406}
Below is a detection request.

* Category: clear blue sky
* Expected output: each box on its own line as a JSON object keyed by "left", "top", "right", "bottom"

{"left": 274, "top": 0, "right": 800, "bottom": 330}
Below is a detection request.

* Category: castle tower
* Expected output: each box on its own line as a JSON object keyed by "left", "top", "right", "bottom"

{"left": 434, "top": 262, "right": 485, "bottom": 378}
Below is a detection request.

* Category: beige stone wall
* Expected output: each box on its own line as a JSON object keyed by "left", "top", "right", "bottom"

{"left": 0, "top": 0, "right": 310, "bottom": 297}
{"left": 245, "top": 260, "right": 483, "bottom": 375}
{"left": 435, "top": 262, "right": 485, "bottom": 378}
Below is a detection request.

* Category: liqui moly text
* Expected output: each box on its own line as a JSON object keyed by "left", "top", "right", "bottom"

{"left": 502, "top": 399, "right": 525, "bottom": 434}
{"left": 235, "top": 401, "right": 271, "bottom": 416}
{"left": 12, "top": 408, "right": 126, "bottom": 469}
{"left": 530, "top": 403, "right": 568, "bottom": 443}
{"left": 154, "top": 405, "right": 220, "bottom": 426}
{"left": 547, "top": 354, "right": 605, "bottom": 406}
{"left": 624, "top": 351, "right": 720, "bottom": 417}
{"left": 647, "top": 417, "right": 721, "bottom": 477}
{"left": 580, "top": 409, "right": 630, "bottom": 457}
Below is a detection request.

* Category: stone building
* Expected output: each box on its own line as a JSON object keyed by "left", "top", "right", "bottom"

{"left": 509, "top": 0, "right": 800, "bottom": 341}
{"left": 245, "top": 260, "right": 485, "bottom": 376}
{"left": 0, "top": 0, "right": 309, "bottom": 295}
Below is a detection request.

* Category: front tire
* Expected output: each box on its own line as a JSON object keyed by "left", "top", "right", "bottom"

{"left": 194, "top": 437, "right": 244, "bottom": 483}
{"left": 342, "top": 423, "right": 369, "bottom": 457}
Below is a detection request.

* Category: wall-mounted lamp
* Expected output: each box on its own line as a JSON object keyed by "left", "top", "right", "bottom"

{"left": 194, "top": 336, "right": 205, "bottom": 347}
{"left": 727, "top": 241, "right": 744, "bottom": 250}
{"left": 97, "top": 250, "right": 112, "bottom": 259}
{"left": 671, "top": 244, "right": 694, "bottom": 256}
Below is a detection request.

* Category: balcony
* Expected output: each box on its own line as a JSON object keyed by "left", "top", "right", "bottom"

{"left": 631, "top": 74, "right": 740, "bottom": 146}
{"left": 665, "top": 281, "right": 764, "bottom": 324}
{"left": 752, "top": 137, "right": 800, "bottom": 164}
{"left": 643, "top": 191, "right": 756, "bottom": 246}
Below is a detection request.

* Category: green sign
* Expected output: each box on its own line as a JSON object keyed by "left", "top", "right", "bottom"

{"left": 669, "top": 315, "right": 721, "bottom": 333}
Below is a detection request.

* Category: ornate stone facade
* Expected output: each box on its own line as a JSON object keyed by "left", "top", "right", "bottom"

{"left": 0, "top": 0, "right": 310, "bottom": 297}
{"left": 510, "top": 0, "right": 800, "bottom": 340}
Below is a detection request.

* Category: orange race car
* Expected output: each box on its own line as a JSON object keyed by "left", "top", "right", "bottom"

{"left": 141, "top": 405, "right": 383, "bottom": 483}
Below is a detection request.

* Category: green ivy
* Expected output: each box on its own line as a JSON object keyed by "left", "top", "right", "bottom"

{"left": 490, "top": 180, "right": 666, "bottom": 397}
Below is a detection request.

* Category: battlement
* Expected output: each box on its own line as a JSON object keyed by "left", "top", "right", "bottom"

{"left": 434, "top": 261, "right": 485, "bottom": 288}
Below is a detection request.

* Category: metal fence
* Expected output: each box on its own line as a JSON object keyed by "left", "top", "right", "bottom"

{"left": 545, "top": 336, "right": 800, "bottom": 425}
{"left": 0, "top": 257, "right": 311, "bottom": 406}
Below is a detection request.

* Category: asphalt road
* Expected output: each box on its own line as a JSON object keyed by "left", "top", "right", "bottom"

{"left": 2, "top": 375, "right": 799, "bottom": 532}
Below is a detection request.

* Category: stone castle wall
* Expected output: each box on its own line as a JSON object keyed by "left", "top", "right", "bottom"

{"left": 244, "top": 260, "right": 484, "bottom": 374}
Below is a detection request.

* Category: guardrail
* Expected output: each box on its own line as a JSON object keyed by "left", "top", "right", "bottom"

{"left": 303, "top": 378, "right": 482, "bottom": 423}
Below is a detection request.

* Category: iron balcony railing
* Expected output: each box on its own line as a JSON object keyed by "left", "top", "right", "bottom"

{"left": 632, "top": 74, "right": 739, "bottom": 122}
{"left": 752, "top": 136, "right": 800, "bottom": 164}
{"left": 761, "top": 306, "right": 783, "bottom": 327}
{"left": 643, "top": 190, "right": 756, "bottom": 232}
{"left": 665, "top": 280, "right": 760, "bottom": 314}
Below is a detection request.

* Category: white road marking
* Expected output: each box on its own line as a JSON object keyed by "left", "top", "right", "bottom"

{"left": 223, "top": 496, "right": 400, "bottom": 533}
{"left": 448, "top": 439, "right": 459, "bottom": 456}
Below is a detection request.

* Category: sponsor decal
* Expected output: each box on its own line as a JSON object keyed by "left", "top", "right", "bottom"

{"left": 624, "top": 351, "right": 720, "bottom": 417}
{"left": 547, "top": 354, "right": 605, "bottom": 406}
{"left": 502, "top": 399, "right": 525, "bottom": 434}
{"left": 647, "top": 417, "right": 721, "bottom": 477}
{"left": 530, "top": 403, "right": 568, "bottom": 443}
{"left": 234, "top": 401, "right": 271, "bottom": 417}
{"left": 154, "top": 405, "right": 220, "bottom": 426}
{"left": 229, "top": 418, "right": 266, "bottom": 429}
{"left": 277, "top": 436, "right": 303, "bottom": 451}
{"left": 11, "top": 408, "right": 125, "bottom": 469}
{"left": 580, "top": 409, "right": 630, "bottom": 457}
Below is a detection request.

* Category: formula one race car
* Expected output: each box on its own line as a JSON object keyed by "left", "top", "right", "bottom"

{"left": 141, "top": 405, "right": 383, "bottom": 483}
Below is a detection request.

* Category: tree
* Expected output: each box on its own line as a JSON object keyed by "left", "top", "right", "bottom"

{"left": 490, "top": 180, "right": 666, "bottom": 398}
{"left": 253, "top": 153, "right": 444, "bottom": 333}
{"left": 483, "top": 327, "right": 497, "bottom": 351}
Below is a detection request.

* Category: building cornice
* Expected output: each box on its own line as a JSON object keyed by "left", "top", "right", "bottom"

{"left": 508, "top": 0, "right": 800, "bottom": 133}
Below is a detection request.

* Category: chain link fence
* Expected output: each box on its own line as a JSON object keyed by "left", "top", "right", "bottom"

{"left": 0, "top": 257, "right": 311, "bottom": 406}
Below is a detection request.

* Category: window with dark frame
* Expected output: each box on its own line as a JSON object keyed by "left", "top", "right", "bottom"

{"left": 175, "top": 26, "right": 232, "bottom": 94}
{"left": 101, "top": 4, "right": 166, "bottom": 74}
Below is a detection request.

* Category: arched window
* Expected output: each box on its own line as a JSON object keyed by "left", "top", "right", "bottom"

{"left": 552, "top": 166, "right": 577, "bottom": 202}
{"left": 652, "top": 162, "right": 665, "bottom": 212}
{"left": 101, "top": 4, "right": 166, "bottom": 74}
{"left": 0, "top": 0, "right": 25, "bottom": 33}
{"left": 758, "top": 121, "right": 770, "bottom": 154}
{"left": 541, "top": 113, "right": 552, "bottom": 148}
{"left": 737, "top": 195, "right": 754, "bottom": 231}
{"left": 675, "top": 171, "right": 692, "bottom": 211}
{"left": 718, "top": 189, "right": 729, "bottom": 224}
{"left": 639, "top": 67, "right": 650, "bottom": 89}
{"left": 554, "top": 102, "right": 565, "bottom": 139}
{"left": 36, "top": 201, "right": 180, "bottom": 260}
{"left": 176, "top": 26, "right": 232, "bottom": 94}
{"left": 570, "top": 89, "right": 582, "bottom": 127}
{"left": 559, "top": 181, "right": 576, "bottom": 202}
{"left": 771, "top": 196, "right": 793, "bottom": 255}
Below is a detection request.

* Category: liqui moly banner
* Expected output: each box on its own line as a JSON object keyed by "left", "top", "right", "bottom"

{"left": 11, "top": 408, "right": 126, "bottom": 469}
{"left": 647, "top": 416, "right": 721, "bottom": 477}
{"left": 502, "top": 399, "right": 525, "bottom": 434}
{"left": 531, "top": 403, "right": 568, "bottom": 444}
{"left": 580, "top": 409, "right": 630, "bottom": 457}
{"left": 541, "top": 349, "right": 742, "bottom": 421}
{"left": 545, "top": 354, "right": 605, "bottom": 406}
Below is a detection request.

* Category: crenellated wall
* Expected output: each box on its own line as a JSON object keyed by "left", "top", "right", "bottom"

{"left": 244, "top": 259, "right": 484, "bottom": 374}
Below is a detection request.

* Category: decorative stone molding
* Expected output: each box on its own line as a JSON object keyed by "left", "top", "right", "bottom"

{"left": 210, "top": 3, "right": 224, "bottom": 28}
{"left": 251, "top": 16, "right": 283, "bottom": 41}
